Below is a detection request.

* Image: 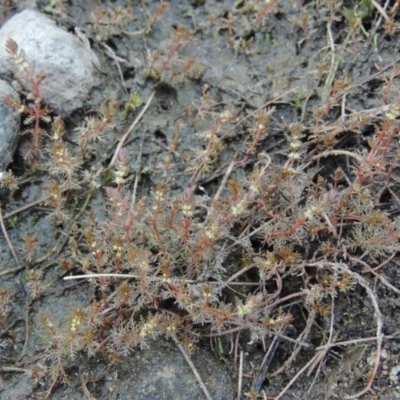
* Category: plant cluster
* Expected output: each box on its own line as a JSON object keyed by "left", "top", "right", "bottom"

{"left": 1, "top": 1, "right": 400, "bottom": 399}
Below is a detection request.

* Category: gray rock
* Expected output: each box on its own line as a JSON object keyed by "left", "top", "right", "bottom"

{"left": 0, "top": 10, "right": 100, "bottom": 115}
{"left": 0, "top": 79, "right": 20, "bottom": 171}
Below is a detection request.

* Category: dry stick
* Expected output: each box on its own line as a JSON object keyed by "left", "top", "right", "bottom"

{"left": 21, "top": 308, "right": 30, "bottom": 359}
{"left": 79, "top": 368, "right": 96, "bottom": 400}
{"left": 100, "top": 42, "right": 128, "bottom": 95}
{"left": 234, "top": 330, "right": 241, "bottom": 371}
{"left": 252, "top": 333, "right": 282, "bottom": 393}
{"left": 205, "top": 326, "right": 310, "bottom": 347}
{"left": 371, "top": 0, "right": 391, "bottom": 23}
{"left": 312, "top": 149, "right": 363, "bottom": 163}
{"left": 3, "top": 197, "right": 47, "bottom": 220}
{"left": 273, "top": 348, "right": 324, "bottom": 400}
{"left": 0, "top": 366, "right": 28, "bottom": 373}
{"left": 237, "top": 350, "right": 244, "bottom": 400}
{"left": 171, "top": 335, "right": 213, "bottom": 400}
{"left": 388, "top": 188, "right": 400, "bottom": 218}
{"left": 123, "top": 28, "right": 147, "bottom": 36}
{"left": 349, "top": 255, "right": 400, "bottom": 294}
{"left": 316, "top": 335, "right": 391, "bottom": 351}
{"left": 374, "top": 182, "right": 393, "bottom": 206}
{"left": 131, "top": 132, "right": 146, "bottom": 207}
{"left": 109, "top": 90, "right": 155, "bottom": 168}
{"left": 0, "top": 264, "right": 24, "bottom": 277}
{"left": 64, "top": 273, "right": 193, "bottom": 282}
{"left": 63, "top": 273, "right": 261, "bottom": 286}
{"left": 341, "top": 93, "right": 347, "bottom": 120}
{"left": 224, "top": 263, "right": 255, "bottom": 284}
{"left": 378, "top": 275, "right": 400, "bottom": 295}
{"left": 213, "top": 154, "right": 237, "bottom": 202}
{"left": 0, "top": 205, "right": 20, "bottom": 266}
{"left": 321, "top": 20, "right": 339, "bottom": 105}
{"left": 372, "top": 251, "right": 396, "bottom": 272}
{"left": 390, "top": 0, "right": 399, "bottom": 15}
{"left": 265, "top": 291, "right": 306, "bottom": 311}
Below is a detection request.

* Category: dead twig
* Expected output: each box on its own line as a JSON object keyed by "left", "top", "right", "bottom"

{"left": 0, "top": 204, "right": 20, "bottom": 267}
{"left": 131, "top": 131, "right": 146, "bottom": 207}
{"left": 3, "top": 197, "right": 47, "bottom": 220}
{"left": 273, "top": 349, "right": 323, "bottom": 400}
{"left": 213, "top": 154, "right": 237, "bottom": 202}
{"left": 252, "top": 333, "right": 282, "bottom": 393}
{"left": 237, "top": 350, "right": 244, "bottom": 400}
{"left": 79, "top": 367, "right": 97, "bottom": 400}
{"left": 0, "top": 264, "right": 24, "bottom": 277}
{"left": 100, "top": 42, "right": 128, "bottom": 95}
{"left": 109, "top": 90, "right": 155, "bottom": 168}
{"left": 371, "top": 0, "right": 391, "bottom": 23}
{"left": 171, "top": 335, "right": 213, "bottom": 400}
{"left": 315, "top": 335, "right": 393, "bottom": 351}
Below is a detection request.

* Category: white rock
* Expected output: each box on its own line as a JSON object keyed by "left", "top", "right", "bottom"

{"left": 0, "top": 10, "right": 100, "bottom": 115}
{"left": 0, "top": 79, "right": 20, "bottom": 171}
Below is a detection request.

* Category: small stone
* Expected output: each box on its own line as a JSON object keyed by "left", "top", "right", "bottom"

{"left": 0, "top": 10, "right": 100, "bottom": 115}
{"left": 0, "top": 79, "right": 20, "bottom": 171}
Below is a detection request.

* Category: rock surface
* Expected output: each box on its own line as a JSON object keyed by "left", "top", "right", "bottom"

{"left": 0, "top": 79, "right": 20, "bottom": 171}
{"left": 0, "top": 10, "right": 100, "bottom": 115}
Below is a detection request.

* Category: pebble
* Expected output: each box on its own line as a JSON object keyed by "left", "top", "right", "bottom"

{"left": 0, "top": 9, "right": 100, "bottom": 115}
